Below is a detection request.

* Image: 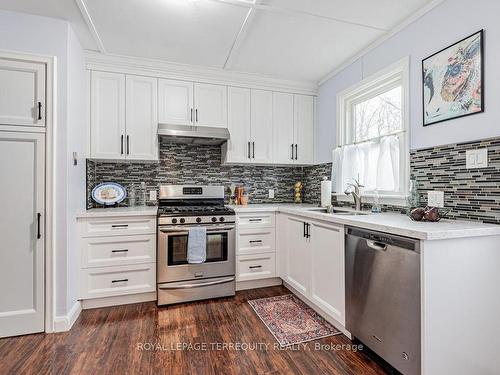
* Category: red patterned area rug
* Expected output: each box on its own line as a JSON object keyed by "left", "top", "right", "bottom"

{"left": 248, "top": 294, "right": 341, "bottom": 347}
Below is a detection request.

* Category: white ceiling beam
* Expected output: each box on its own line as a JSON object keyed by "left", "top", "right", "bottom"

{"left": 223, "top": 5, "right": 256, "bottom": 69}
{"left": 75, "top": 0, "right": 106, "bottom": 53}
{"left": 210, "top": 0, "right": 388, "bottom": 32}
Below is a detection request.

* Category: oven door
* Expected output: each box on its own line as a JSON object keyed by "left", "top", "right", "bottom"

{"left": 157, "top": 224, "right": 235, "bottom": 283}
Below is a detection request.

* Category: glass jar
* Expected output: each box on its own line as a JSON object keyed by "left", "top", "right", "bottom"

{"left": 406, "top": 178, "right": 420, "bottom": 209}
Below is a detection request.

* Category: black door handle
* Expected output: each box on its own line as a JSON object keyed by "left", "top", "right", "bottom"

{"left": 248, "top": 141, "right": 251, "bottom": 159}
{"left": 195, "top": 109, "right": 198, "bottom": 122}
{"left": 38, "top": 102, "right": 42, "bottom": 120}
{"left": 303, "top": 222, "right": 306, "bottom": 238}
{"left": 126, "top": 135, "right": 130, "bottom": 155}
{"left": 291, "top": 144, "right": 294, "bottom": 160}
{"left": 306, "top": 223, "right": 310, "bottom": 238}
{"left": 295, "top": 144, "right": 298, "bottom": 160}
{"left": 190, "top": 108, "right": 193, "bottom": 122}
{"left": 121, "top": 135, "right": 124, "bottom": 155}
{"left": 252, "top": 142, "right": 255, "bottom": 159}
{"left": 37, "top": 213, "right": 41, "bottom": 239}
{"left": 111, "top": 279, "right": 129, "bottom": 283}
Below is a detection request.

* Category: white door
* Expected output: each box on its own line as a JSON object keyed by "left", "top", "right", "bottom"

{"left": 194, "top": 83, "right": 227, "bottom": 128}
{"left": 309, "top": 221, "right": 345, "bottom": 325}
{"left": 0, "top": 131, "right": 45, "bottom": 337}
{"left": 0, "top": 58, "right": 45, "bottom": 127}
{"left": 125, "top": 75, "right": 158, "bottom": 161}
{"left": 272, "top": 92, "right": 294, "bottom": 164}
{"left": 158, "top": 79, "right": 194, "bottom": 126}
{"left": 225, "top": 87, "right": 251, "bottom": 163}
{"left": 294, "top": 94, "right": 314, "bottom": 165}
{"left": 285, "top": 216, "right": 309, "bottom": 295}
{"left": 250, "top": 89, "right": 273, "bottom": 163}
{"left": 90, "top": 71, "right": 126, "bottom": 159}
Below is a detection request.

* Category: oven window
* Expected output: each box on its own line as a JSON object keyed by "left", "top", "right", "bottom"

{"left": 167, "top": 232, "right": 228, "bottom": 265}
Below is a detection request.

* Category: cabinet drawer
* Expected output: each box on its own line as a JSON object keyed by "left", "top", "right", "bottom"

{"left": 79, "top": 216, "right": 156, "bottom": 237}
{"left": 237, "top": 228, "right": 275, "bottom": 255}
{"left": 237, "top": 213, "right": 275, "bottom": 229}
{"left": 80, "top": 263, "right": 156, "bottom": 299}
{"left": 237, "top": 253, "right": 276, "bottom": 282}
{"left": 81, "top": 234, "right": 156, "bottom": 268}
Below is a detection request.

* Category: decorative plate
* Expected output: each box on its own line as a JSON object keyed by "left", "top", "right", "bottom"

{"left": 92, "top": 182, "right": 126, "bottom": 205}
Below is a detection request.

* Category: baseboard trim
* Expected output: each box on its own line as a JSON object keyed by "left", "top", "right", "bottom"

{"left": 283, "top": 280, "right": 351, "bottom": 339}
{"left": 81, "top": 292, "right": 157, "bottom": 310}
{"left": 53, "top": 300, "right": 82, "bottom": 332}
{"left": 236, "top": 277, "right": 282, "bottom": 291}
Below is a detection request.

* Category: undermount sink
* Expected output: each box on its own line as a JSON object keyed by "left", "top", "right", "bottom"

{"left": 306, "top": 207, "right": 369, "bottom": 216}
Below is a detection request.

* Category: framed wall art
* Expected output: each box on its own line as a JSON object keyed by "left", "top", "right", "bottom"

{"left": 422, "top": 30, "right": 484, "bottom": 126}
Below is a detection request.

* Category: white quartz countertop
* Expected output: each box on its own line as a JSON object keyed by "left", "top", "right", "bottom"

{"left": 77, "top": 206, "right": 158, "bottom": 218}
{"left": 230, "top": 204, "right": 500, "bottom": 240}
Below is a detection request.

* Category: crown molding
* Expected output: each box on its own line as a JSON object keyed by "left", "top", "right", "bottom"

{"left": 318, "top": 0, "right": 445, "bottom": 85}
{"left": 85, "top": 51, "right": 318, "bottom": 95}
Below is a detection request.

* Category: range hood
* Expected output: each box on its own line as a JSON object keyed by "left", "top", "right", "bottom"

{"left": 157, "top": 123, "right": 230, "bottom": 145}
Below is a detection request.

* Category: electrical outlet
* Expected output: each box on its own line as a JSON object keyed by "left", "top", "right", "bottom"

{"left": 466, "top": 148, "right": 488, "bottom": 168}
{"left": 149, "top": 190, "right": 157, "bottom": 201}
{"left": 268, "top": 189, "right": 275, "bottom": 199}
{"left": 427, "top": 191, "right": 444, "bottom": 208}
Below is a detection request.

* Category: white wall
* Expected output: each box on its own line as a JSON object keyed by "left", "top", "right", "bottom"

{"left": 0, "top": 10, "right": 86, "bottom": 318}
{"left": 316, "top": 0, "right": 500, "bottom": 163}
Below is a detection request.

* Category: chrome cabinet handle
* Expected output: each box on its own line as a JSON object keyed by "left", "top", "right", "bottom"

{"left": 111, "top": 279, "right": 128, "bottom": 283}
{"left": 366, "top": 240, "right": 387, "bottom": 251}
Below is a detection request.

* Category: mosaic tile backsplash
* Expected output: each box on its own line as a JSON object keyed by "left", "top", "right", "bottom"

{"left": 87, "top": 140, "right": 314, "bottom": 208}
{"left": 87, "top": 137, "right": 499, "bottom": 224}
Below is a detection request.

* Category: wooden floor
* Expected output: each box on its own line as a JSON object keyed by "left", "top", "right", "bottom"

{"left": 0, "top": 286, "right": 388, "bottom": 375}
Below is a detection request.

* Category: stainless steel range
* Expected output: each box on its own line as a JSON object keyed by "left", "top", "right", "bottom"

{"left": 156, "top": 185, "right": 235, "bottom": 305}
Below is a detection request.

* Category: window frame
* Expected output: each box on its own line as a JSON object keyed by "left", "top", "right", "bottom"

{"left": 335, "top": 57, "right": 410, "bottom": 206}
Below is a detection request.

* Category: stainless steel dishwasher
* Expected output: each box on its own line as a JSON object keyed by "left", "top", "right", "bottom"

{"left": 345, "top": 226, "right": 420, "bottom": 375}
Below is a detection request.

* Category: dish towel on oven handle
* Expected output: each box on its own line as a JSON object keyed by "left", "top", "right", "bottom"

{"left": 187, "top": 226, "right": 207, "bottom": 264}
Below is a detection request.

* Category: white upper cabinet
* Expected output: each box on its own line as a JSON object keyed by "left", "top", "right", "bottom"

{"left": 0, "top": 58, "right": 45, "bottom": 127}
{"left": 272, "top": 92, "right": 294, "bottom": 164}
{"left": 293, "top": 94, "right": 315, "bottom": 164}
{"left": 90, "top": 71, "right": 158, "bottom": 161}
{"left": 194, "top": 83, "right": 227, "bottom": 128}
{"left": 250, "top": 89, "right": 273, "bottom": 164}
{"left": 91, "top": 71, "right": 126, "bottom": 160}
{"left": 224, "top": 87, "right": 251, "bottom": 163}
{"left": 126, "top": 75, "right": 159, "bottom": 161}
{"left": 158, "top": 79, "right": 194, "bottom": 126}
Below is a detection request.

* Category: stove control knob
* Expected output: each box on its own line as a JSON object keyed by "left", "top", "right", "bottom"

{"left": 180, "top": 218, "right": 185, "bottom": 224}
{"left": 219, "top": 217, "right": 225, "bottom": 222}
{"left": 211, "top": 217, "right": 217, "bottom": 222}
{"left": 196, "top": 217, "right": 202, "bottom": 223}
{"left": 171, "top": 218, "right": 177, "bottom": 224}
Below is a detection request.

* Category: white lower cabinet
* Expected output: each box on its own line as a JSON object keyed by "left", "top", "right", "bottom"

{"left": 280, "top": 213, "right": 345, "bottom": 326}
{"left": 236, "top": 212, "right": 277, "bottom": 283}
{"left": 77, "top": 214, "right": 156, "bottom": 301}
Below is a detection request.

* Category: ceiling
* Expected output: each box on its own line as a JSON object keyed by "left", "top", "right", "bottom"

{"left": 0, "top": 0, "right": 437, "bottom": 83}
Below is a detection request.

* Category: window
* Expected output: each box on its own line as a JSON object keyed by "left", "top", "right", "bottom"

{"left": 334, "top": 57, "right": 409, "bottom": 204}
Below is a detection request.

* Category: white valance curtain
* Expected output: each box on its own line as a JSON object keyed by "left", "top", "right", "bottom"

{"left": 332, "top": 134, "right": 401, "bottom": 194}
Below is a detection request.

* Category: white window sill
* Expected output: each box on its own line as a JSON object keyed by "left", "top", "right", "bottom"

{"left": 334, "top": 193, "right": 407, "bottom": 207}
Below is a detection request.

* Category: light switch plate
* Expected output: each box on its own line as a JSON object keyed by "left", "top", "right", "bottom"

{"left": 466, "top": 148, "right": 488, "bottom": 168}
{"left": 268, "top": 189, "right": 275, "bottom": 199}
{"left": 427, "top": 191, "right": 444, "bottom": 208}
{"left": 149, "top": 190, "right": 157, "bottom": 201}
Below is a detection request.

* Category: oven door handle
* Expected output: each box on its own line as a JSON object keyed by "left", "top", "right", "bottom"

{"left": 158, "top": 277, "right": 235, "bottom": 290}
{"left": 159, "top": 226, "right": 235, "bottom": 234}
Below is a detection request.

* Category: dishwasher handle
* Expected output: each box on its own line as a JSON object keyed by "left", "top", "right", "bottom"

{"left": 366, "top": 240, "right": 387, "bottom": 251}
